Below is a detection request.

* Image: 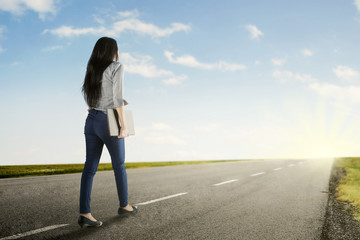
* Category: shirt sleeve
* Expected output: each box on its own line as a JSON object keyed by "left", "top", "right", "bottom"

{"left": 112, "top": 63, "right": 125, "bottom": 108}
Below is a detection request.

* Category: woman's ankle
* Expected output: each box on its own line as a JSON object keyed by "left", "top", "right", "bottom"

{"left": 80, "top": 213, "right": 97, "bottom": 221}
{"left": 121, "top": 205, "right": 133, "bottom": 210}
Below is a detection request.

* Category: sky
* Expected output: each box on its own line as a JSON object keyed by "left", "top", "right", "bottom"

{"left": 0, "top": 0, "right": 360, "bottom": 165}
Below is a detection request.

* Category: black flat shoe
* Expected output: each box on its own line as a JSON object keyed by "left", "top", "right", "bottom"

{"left": 78, "top": 215, "right": 103, "bottom": 228}
{"left": 118, "top": 205, "right": 137, "bottom": 216}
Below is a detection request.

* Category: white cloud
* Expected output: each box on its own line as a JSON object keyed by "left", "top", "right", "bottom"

{"left": 119, "top": 52, "right": 173, "bottom": 78}
{"left": 273, "top": 70, "right": 318, "bottom": 83}
{"left": 0, "top": 25, "right": 6, "bottom": 38}
{"left": 301, "top": 48, "right": 314, "bottom": 56}
{"left": 43, "top": 12, "right": 191, "bottom": 38}
{"left": 355, "top": 0, "right": 360, "bottom": 12}
{"left": 119, "top": 52, "right": 186, "bottom": 85}
{"left": 164, "top": 51, "right": 246, "bottom": 71}
{"left": 271, "top": 58, "right": 286, "bottom": 67}
{"left": 272, "top": 70, "right": 293, "bottom": 82}
{"left": 42, "top": 26, "right": 105, "bottom": 37}
{"left": 42, "top": 45, "right": 63, "bottom": 52}
{"left": 333, "top": 65, "right": 359, "bottom": 82}
{"left": 151, "top": 123, "right": 173, "bottom": 131}
{"left": 309, "top": 82, "right": 360, "bottom": 103}
{"left": 194, "top": 123, "right": 223, "bottom": 132}
{"left": 294, "top": 73, "right": 318, "bottom": 83}
{"left": 140, "top": 122, "right": 187, "bottom": 145}
{"left": 163, "top": 75, "right": 187, "bottom": 85}
{"left": 0, "top": 26, "right": 7, "bottom": 55}
{"left": 255, "top": 60, "right": 261, "bottom": 65}
{"left": 92, "top": 15, "right": 105, "bottom": 25}
{"left": 274, "top": 68, "right": 360, "bottom": 105}
{"left": 0, "top": 0, "right": 58, "bottom": 20}
{"left": 109, "top": 19, "right": 190, "bottom": 38}
{"left": 117, "top": 9, "right": 139, "bottom": 18}
{"left": 245, "top": 24, "right": 264, "bottom": 39}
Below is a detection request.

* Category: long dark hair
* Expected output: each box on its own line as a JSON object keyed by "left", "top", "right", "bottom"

{"left": 82, "top": 37, "right": 119, "bottom": 108}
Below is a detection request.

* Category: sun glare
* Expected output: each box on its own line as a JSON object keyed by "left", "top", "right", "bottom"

{"left": 274, "top": 98, "right": 359, "bottom": 159}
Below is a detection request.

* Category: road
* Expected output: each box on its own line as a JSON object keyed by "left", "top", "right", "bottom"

{"left": 0, "top": 158, "right": 333, "bottom": 240}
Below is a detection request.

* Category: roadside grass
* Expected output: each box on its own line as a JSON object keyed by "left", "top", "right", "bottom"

{"left": 0, "top": 160, "right": 244, "bottom": 178}
{"left": 335, "top": 157, "right": 360, "bottom": 221}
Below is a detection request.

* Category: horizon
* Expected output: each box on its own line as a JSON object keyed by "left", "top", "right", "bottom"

{"left": 0, "top": 157, "right": 342, "bottom": 167}
{"left": 1, "top": 0, "right": 360, "bottom": 165}
{"left": 0, "top": 156, "right": 351, "bottom": 167}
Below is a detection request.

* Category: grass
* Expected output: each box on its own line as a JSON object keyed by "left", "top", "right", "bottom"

{"left": 335, "top": 157, "right": 360, "bottom": 221}
{"left": 0, "top": 160, "right": 244, "bottom": 178}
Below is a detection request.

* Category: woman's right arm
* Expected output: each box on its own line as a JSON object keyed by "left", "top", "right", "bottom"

{"left": 113, "top": 63, "right": 128, "bottom": 138}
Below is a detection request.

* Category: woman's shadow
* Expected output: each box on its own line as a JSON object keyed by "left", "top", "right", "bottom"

{"left": 52, "top": 215, "right": 129, "bottom": 240}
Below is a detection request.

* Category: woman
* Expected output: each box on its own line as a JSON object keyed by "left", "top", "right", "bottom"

{"left": 78, "top": 37, "right": 137, "bottom": 228}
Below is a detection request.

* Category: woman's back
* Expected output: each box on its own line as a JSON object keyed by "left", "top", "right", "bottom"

{"left": 93, "top": 61, "right": 124, "bottom": 113}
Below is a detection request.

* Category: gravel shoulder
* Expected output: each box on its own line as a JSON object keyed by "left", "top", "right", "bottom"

{"left": 321, "top": 160, "right": 360, "bottom": 240}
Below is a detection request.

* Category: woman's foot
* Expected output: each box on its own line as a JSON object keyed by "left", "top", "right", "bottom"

{"left": 80, "top": 213, "right": 97, "bottom": 222}
{"left": 78, "top": 213, "right": 102, "bottom": 228}
{"left": 118, "top": 204, "right": 137, "bottom": 215}
{"left": 121, "top": 205, "right": 134, "bottom": 211}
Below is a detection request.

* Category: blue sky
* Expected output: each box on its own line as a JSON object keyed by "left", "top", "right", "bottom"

{"left": 1, "top": 0, "right": 360, "bottom": 165}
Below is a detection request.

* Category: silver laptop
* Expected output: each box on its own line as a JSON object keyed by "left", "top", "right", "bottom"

{"left": 107, "top": 109, "right": 135, "bottom": 136}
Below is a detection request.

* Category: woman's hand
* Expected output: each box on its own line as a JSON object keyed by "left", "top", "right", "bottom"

{"left": 115, "top": 107, "right": 129, "bottom": 138}
{"left": 118, "top": 127, "right": 129, "bottom": 138}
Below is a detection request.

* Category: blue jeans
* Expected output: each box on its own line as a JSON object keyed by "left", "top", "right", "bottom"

{"left": 79, "top": 109, "right": 128, "bottom": 213}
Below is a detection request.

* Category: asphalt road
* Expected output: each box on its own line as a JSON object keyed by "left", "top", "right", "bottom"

{"left": 0, "top": 158, "right": 333, "bottom": 240}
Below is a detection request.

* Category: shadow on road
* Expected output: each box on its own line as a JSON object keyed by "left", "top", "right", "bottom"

{"left": 53, "top": 215, "right": 128, "bottom": 240}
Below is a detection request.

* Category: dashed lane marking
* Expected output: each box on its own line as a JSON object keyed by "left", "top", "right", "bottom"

{"left": 0, "top": 224, "right": 69, "bottom": 240}
{"left": 2, "top": 193, "right": 189, "bottom": 239}
{"left": 213, "top": 179, "right": 239, "bottom": 186}
{"left": 135, "top": 192, "right": 188, "bottom": 206}
{"left": 1, "top": 160, "right": 303, "bottom": 239}
{"left": 250, "top": 172, "right": 265, "bottom": 177}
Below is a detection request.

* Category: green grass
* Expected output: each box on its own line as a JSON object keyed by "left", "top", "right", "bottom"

{"left": 335, "top": 157, "right": 360, "bottom": 221}
{"left": 0, "top": 160, "right": 245, "bottom": 178}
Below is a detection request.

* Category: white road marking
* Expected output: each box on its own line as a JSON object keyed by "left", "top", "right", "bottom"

{"left": 0, "top": 224, "right": 69, "bottom": 240}
{"left": 135, "top": 192, "right": 188, "bottom": 206}
{"left": 250, "top": 172, "right": 265, "bottom": 177}
{"left": 213, "top": 179, "right": 239, "bottom": 186}
{"left": 1, "top": 160, "right": 309, "bottom": 239}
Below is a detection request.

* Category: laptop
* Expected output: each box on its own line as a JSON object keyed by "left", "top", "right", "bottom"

{"left": 107, "top": 109, "right": 135, "bottom": 136}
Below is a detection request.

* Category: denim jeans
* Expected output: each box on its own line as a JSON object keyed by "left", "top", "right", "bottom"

{"left": 79, "top": 109, "right": 128, "bottom": 213}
